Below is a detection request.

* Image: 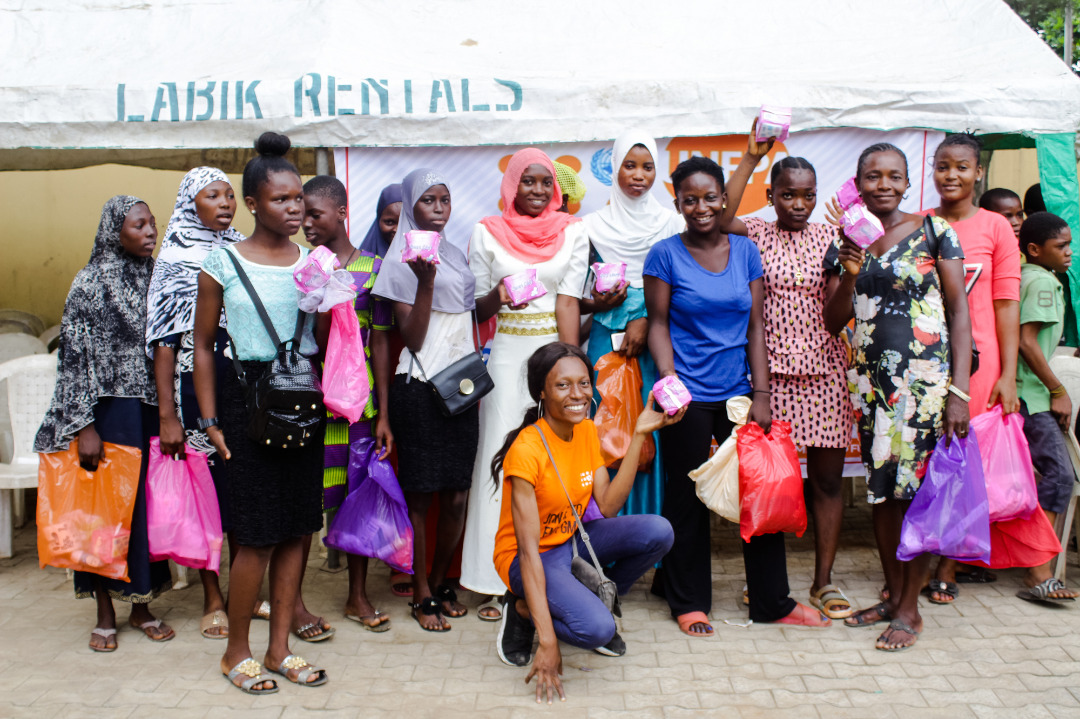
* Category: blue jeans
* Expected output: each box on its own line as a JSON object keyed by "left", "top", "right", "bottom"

{"left": 507, "top": 514, "right": 674, "bottom": 649}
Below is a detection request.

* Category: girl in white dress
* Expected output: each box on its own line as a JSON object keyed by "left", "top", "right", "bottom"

{"left": 460, "top": 148, "right": 591, "bottom": 619}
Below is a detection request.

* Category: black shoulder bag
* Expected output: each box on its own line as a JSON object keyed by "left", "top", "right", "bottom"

{"left": 407, "top": 312, "right": 494, "bottom": 416}
{"left": 923, "top": 215, "right": 979, "bottom": 375}
{"left": 532, "top": 423, "right": 621, "bottom": 618}
{"left": 224, "top": 249, "right": 325, "bottom": 449}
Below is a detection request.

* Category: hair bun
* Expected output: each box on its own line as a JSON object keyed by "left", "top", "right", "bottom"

{"left": 254, "top": 131, "right": 291, "bottom": 158}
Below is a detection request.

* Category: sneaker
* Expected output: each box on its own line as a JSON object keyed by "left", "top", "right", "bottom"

{"left": 496, "top": 592, "right": 535, "bottom": 667}
{"left": 593, "top": 631, "right": 626, "bottom": 657}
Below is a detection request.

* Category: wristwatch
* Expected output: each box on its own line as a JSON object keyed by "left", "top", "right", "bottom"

{"left": 197, "top": 417, "right": 219, "bottom": 430}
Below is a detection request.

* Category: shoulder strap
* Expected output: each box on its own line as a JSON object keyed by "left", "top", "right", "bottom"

{"left": 224, "top": 247, "right": 283, "bottom": 348}
{"left": 923, "top": 214, "right": 940, "bottom": 259}
{"left": 530, "top": 423, "right": 606, "bottom": 573}
{"left": 407, "top": 309, "right": 481, "bottom": 384}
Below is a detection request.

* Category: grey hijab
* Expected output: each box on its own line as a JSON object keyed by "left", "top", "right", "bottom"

{"left": 371, "top": 168, "right": 475, "bottom": 313}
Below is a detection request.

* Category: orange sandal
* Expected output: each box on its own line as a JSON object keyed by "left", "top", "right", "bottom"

{"left": 676, "top": 611, "right": 714, "bottom": 637}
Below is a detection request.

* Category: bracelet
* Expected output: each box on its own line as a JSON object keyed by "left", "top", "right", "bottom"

{"left": 947, "top": 384, "right": 971, "bottom": 403}
{"left": 1050, "top": 385, "right": 1069, "bottom": 398}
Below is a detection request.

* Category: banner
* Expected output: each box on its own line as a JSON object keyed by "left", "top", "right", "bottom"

{"left": 336, "top": 128, "right": 943, "bottom": 251}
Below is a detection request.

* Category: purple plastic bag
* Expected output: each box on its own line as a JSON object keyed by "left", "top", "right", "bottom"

{"left": 325, "top": 438, "right": 414, "bottom": 574}
{"left": 146, "top": 438, "right": 223, "bottom": 572}
{"left": 897, "top": 435, "right": 991, "bottom": 563}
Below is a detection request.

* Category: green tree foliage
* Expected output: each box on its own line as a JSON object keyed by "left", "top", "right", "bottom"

{"left": 1005, "top": 0, "right": 1080, "bottom": 72}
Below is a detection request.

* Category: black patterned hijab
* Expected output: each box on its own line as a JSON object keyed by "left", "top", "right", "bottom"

{"left": 35, "top": 196, "right": 158, "bottom": 453}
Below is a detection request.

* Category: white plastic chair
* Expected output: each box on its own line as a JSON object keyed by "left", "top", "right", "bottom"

{"left": 0, "top": 310, "right": 45, "bottom": 337}
{"left": 0, "top": 335, "right": 46, "bottom": 467}
{"left": 38, "top": 325, "right": 61, "bottom": 353}
{"left": 0, "top": 354, "right": 57, "bottom": 558}
{"left": 1047, "top": 354, "right": 1080, "bottom": 581}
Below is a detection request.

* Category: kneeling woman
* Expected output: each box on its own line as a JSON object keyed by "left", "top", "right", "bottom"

{"left": 491, "top": 342, "right": 678, "bottom": 703}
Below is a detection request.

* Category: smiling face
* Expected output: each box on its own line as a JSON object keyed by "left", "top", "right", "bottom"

{"left": 413, "top": 184, "right": 451, "bottom": 233}
{"left": 193, "top": 180, "right": 236, "bottom": 232}
{"left": 118, "top": 202, "right": 158, "bottom": 257}
{"left": 768, "top": 168, "right": 816, "bottom": 232}
{"left": 617, "top": 144, "right": 657, "bottom": 198}
{"left": 857, "top": 150, "right": 909, "bottom": 217}
{"left": 933, "top": 144, "right": 982, "bottom": 205}
{"left": 541, "top": 356, "right": 592, "bottom": 426}
{"left": 246, "top": 170, "right": 304, "bottom": 237}
{"left": 380, "top": 201, "right": 402, "bottom": 243}
{"left": 674, "top": 172, "right": 726, "bottom": 236}
{"left": 514, "top": 164, "right": 555, "bottom": 217}
{"left": 302, "top": 193, "right": 345, "bottom": 247}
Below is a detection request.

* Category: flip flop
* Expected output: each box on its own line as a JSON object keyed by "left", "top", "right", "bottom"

{"left": 345, "top": 610, "right": 391, "bottom": 632}
{"left": 89, "top": 627, "right": 117, "bottom": 653}
{"left": 1017, "top": 578, "right": 1078, "bottom": 604}
{"left": 922, "top": 579, "right": 959, "bottom": 605}
{"left": 844, "top": 602, "right": 890, "bottom": 628}
{"left": 129, "top": 617, "right": 175, "bottom": 642}
{"left": 676, "top": 611, "right": 714, "bottom": 638}
{"left": 809, "top": 584, "right": 855, "bottom": 619}
{"left": 876, "top": 619, "right": 919, "bottom": 652}
{"left": 955, "top": 567, "right": 997, "bottom": 584}
{"left": 268, "top": 655, "right": 328, "bottom": 687}
{"left": 477, "top": 595, "right": 502, "bottom": 622}
{"left": 200, "top": 610, "right": 229, "bottom": 639}
{"left": 390, "top": 572, "right": 412, "bottom": 598}
{"left": 294, "top": 618, "right": 335, "bottom": 642}
{"left": 223, "top": 658, "right": 278, "bottom": 695}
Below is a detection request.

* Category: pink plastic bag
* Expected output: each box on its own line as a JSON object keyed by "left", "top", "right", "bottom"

{"left": 146, "top": 438, "right": 223, "bottom": 572}
{"left": 323, "top": 302, "right": 371, "bottom": 424}
{"left": 970, "top": 406, "right": 1039, "bottom": 522}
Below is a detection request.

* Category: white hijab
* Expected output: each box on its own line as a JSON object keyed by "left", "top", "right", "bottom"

{"left": 583, "top": 132, "right": 684, "bottom": 288}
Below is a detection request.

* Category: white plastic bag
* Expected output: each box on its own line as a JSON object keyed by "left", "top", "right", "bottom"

{"left": 688, "top": 396, "right": 751, "bottom": 522}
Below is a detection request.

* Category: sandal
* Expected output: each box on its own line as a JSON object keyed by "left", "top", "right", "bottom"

{"left": 200, "top": 610, "right": 229, "bottom": 639}
{"left": 390, "top": 572, "right": 412, "bottom": 598}
{"left": 923, "top": 579, "right": 959, "bottom": 605}
{"left": 676, "top": 611, "right": 714, "bottom": 638}
{"left": 809, "top": 584, "right": 854, "bottom": 619}
{"left": 844, "top": 602, "right": 891, "bottom": 628}
{"left": 1017, "top": 577, "right": 1078, "bottom": 604}
{"left": 434, "top": 584, "right": 468, "bottom": 618}
{"left": 411, "top": 597, "right": 450, "bottom": 632}
{"left": 252, "top": 600, "right": 271, "bottom": 621}
{"left": 223, "top": 658, "right": 279, "bottom": 695}
{"left": 875, "top": 619, "right": 919, "bottom": 652}
{"left": 477, "top": 595, "right": 503, "bottom": 622}
{"left": 89, "top": 627, "right": 117, "bottom": 653}
{"left": 294, "top": 618, "right": 335, "bottom": 642}
{"left": 129, "top": 617, "right": 175, "bottom": 642}
{"left": 268, "top": 654, "right": 328, "bottom": 687}
{"left": 955, "top": 567, "right": 997, "bottom": 584}
{"left": 345, "top": 610, "right": 391, "bottom": 632}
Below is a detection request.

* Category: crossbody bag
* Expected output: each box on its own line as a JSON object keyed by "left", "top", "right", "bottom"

{"left": 532, "top": 423, "right": 621, "bottom": 617}
{"left": 407, "top": 311, "right": 494, "bottom": 416}
{"left": 225, "top": 249, "right": 325, "bottom": 449}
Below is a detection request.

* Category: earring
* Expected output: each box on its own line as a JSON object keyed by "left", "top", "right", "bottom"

{"left": 590, "top": 397, "right": 598, "bottom": 418}
{"left": 722, "top": 203, "right": 728, "bottom": 210}
{"left": 902, "top": 193, "right": 909, "bottom": 200}
{"left": 767, "top": 199, "right": 773, "bottom": 207}
{"left": 537, "top": 402, "right": 544, "bottom": 419}
{"left": 251, "top": 209, "right": 256, "bottom": 215}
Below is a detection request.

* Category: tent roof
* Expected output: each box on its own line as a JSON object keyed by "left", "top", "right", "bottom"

{"left": 2, "top": 0, "right": 1079, "bottom": 170}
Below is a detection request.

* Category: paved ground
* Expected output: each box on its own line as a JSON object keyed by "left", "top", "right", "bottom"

{"left": 3, "top": 487, "right": 1080, "bottom": 719}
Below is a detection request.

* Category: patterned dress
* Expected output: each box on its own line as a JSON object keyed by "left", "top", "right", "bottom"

{"left": 744, "top": 218, "right": 852, "bottom": 448}
{"left": 824, "top": 216, "right": 963, "bottom": 502}
{"left": 322, "top": 252, "right": 393, "bottom": 511}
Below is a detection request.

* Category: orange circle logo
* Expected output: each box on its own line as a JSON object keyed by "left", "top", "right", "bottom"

{"left": 664, "top": 135, "right": 789, "bottom": 213}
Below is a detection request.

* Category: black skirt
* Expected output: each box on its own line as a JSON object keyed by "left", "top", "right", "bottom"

{"left": 389, "top": 373, "right": 479, "bottom": 493}
{"left": 220, "top": 360, "right": 324, "bottom": 547}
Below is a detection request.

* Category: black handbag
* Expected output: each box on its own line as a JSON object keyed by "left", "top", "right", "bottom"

{"left": 407, "top": 313, "right": 493, "bottom": 416}
{"left": 533, "top": 424, "right": 621, "bottom": 618}
{"left": 225, "top": 249, "right": 325, "bottom": 449}
{"left": 923, "top": 215, "right": 980, "bottom": 375}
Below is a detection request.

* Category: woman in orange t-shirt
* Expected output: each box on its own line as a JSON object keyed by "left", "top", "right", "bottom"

{"left": 490, "top": 342, "right": 681, "bottom": 704}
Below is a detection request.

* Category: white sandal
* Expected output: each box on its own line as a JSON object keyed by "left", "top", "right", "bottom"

{"left": 477, "top": 595, "right": 502, "bottom": 622}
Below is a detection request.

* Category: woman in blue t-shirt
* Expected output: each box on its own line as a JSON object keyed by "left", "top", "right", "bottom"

{"left": 643, "top": 156, "right": 830, "bottom": 637}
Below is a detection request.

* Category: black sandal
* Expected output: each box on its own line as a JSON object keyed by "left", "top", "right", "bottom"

{"left": 434, "top": 584, "right": 468, "bottom": 618}
{"left": 410, "top": 597, "right": 450, "bottom": 632}
{"left": 923, "top": 579, "right": 959, "bottom": 605}
{"left": 844, "top": 602, "right": 891, "bottom": 628}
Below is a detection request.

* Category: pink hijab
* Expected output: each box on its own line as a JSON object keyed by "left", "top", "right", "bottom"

{"left": 480, "top": 148, "right": 581, "bottom": 263}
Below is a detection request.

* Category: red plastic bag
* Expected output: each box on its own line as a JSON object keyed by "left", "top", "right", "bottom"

{"left": 36, "top": 440, "right": 142, "bottom": 580}
{"left": 736, "top": 421, "right": 807, "bottom": 542}
{"left": 970, "top": 406, "right": 1039, "bottom": 522}
{"left": 593, "top": 352, "right": 654, "bottom": 471}
{"left": 146, "top": 438, "right": 224, "bottom": 572}
{"left": 323, "top": 302, "right": 371, "bottom": 424}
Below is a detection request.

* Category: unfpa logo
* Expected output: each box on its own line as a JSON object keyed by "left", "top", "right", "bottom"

{"left": 579, "top": 470, "right": 593, "bottom": 488}
{"left": 664, "top": 135, "right": 789, "bottom": 214}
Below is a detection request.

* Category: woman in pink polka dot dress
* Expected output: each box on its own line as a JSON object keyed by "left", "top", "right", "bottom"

{"left": 723, "top": 145, "right": 855, "bottom": 620}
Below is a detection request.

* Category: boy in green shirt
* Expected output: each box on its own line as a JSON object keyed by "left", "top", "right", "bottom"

{"left": 1016, "top": 211, "right": 1078, "bottom": 602}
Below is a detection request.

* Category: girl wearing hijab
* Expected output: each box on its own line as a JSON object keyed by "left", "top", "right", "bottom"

{"left": 359, "top": 183, "right": 403, "bottom": 257}
{"left": 35, "top": 195, "right": 173, "bottom": 653}
{"left": 372, "top": 168, "right": 479, "bottom": 632}
{"left": 460, "top": 148, "right": 592, "bottom": 620}
{"left": 582, "top": 133, "right": 685, "bottom": 516}
{"left": 145, "top": 167, "right": 244, "bottom": 640}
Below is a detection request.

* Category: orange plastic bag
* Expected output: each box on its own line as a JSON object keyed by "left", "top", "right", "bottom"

{"left": 736, "top": 421, "right": 807, "bottom": 542}
{"left": 37, "top": 440, "right": 142, "bottom": 580}
{"left": 593, "top": 352, "right": 654, "bottom": 471}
